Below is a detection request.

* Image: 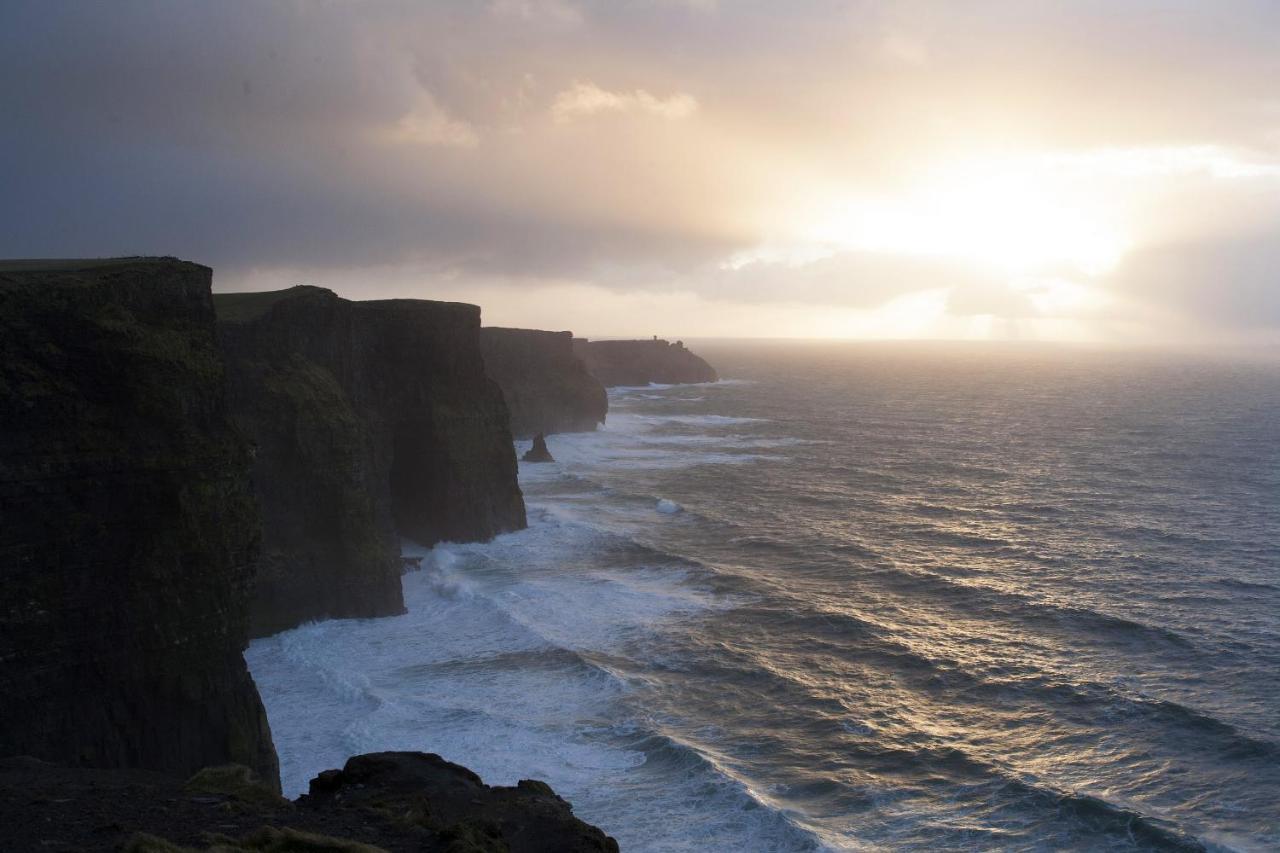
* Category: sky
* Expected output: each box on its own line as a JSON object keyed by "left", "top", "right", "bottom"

{"left": 2, "top": 1, "right": 1278, "bottom": 343}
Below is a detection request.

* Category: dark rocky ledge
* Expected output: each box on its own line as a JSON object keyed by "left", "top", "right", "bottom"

{"left": 215, "top": 286, "right": 528, "bottom": 638}
{"left": 572, "top": 338, "right": 717, "bottom": 387}
{"left": 480, "top": 327, "right": 607, "bottom": 438}
{"left": 0, "top": 752, "right": 619, "bottom": 852}
{"left": 0, "top": 258, "right": 279, "bottom": 788}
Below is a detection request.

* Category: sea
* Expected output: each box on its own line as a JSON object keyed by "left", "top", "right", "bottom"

{"left": 246, "top": 342, "right": 1280, "bottom": 852}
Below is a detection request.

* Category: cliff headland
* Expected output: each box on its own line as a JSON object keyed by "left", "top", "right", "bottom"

{"left": 573, "top": 338, "right": 717, "bottom": 387}
{"left": 480, "top": 327, "right": 607, "bottom": 437}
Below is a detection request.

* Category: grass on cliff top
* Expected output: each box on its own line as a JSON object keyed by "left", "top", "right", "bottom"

{"left": 0, "top": 257, "right": 202, "bottom": 280}
{"left": 213, "top": 286, "right": 333, "bottom": 323}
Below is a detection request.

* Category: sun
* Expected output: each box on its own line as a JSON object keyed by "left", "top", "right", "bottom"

{"left": 801, "top": 157, "right": 1131, "bottom": 277}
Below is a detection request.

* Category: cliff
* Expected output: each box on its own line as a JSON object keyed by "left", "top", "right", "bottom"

{"left": 0, "top": 258, "right": 279, "bottom": 788}
{"left": 214, "top": 287, "right": 403, "bottom": 637}
{"left": 215, "top": 287, "right": 527, "bottom": 637}
{"left": 480, "top": 327, "right": 607, "bottom": 437}
{"left": 0, "top": 752, "right": 619, "bottom": 852}
{"left": 572, "top": 338, "right": 717, "bottom": 387}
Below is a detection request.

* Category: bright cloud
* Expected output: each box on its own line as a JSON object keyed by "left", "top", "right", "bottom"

{"left": 551, "top": 82, "right": 699, "bottom": 122}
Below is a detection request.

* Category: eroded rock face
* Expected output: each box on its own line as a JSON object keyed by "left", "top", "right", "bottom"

{"left": 0, "top": 258, "right": 279, "bottom": 789}
{"left": 572, "top": 338, "right": 717, "bottom": 387}
{"left": 480, "top": 327, "right": 607, "bottom": 437}
{"left": 215, "top": 287, "right": 527, "bottom": 637}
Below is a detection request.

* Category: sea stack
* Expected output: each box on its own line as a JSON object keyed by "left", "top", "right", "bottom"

{"left": 573, "top": 337, "right": 717, "bottom": 387}
{"left": 0, "top": 258, "right": 279, "bottom": 788}
{"left": 523, "top": 432, "right": 555, "bottom": 463}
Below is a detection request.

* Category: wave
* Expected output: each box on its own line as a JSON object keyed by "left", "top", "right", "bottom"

{"left": 618, "top": 728, "right": 829, "bottom": 852}
{"left": 650, "top": 636, "right": 1218, "bottom": 850}
{"left": 714, "top": 524, "right": 1201, "bottom": 656}
{"left": 712, "top": 597, "right": 1280, "bottom": 776}
{"left": 1213, "top": 577, "right": 1280, "bottom": 593}
{"left": 1005, "top": 782, "right": 1210, "bottom": 852}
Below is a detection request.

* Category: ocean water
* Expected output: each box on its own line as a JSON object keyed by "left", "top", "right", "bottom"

{"left": 246, "top": 342, "right": 1280, "bottom": 852}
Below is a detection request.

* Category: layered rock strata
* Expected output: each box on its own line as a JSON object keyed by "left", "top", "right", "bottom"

{"left": 572, "top": 337, "right": 717, "bottom": 387}
{"left": 480, "top": 327, "right": 607, "bottom": 437}
{"left": 0, "top": 258, "right": 279, "bottom": 788}
{"left": 215, "top": 286, "right": 527, "bottom": 637}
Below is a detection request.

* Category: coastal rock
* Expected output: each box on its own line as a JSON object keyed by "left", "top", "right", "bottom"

{"left": 522, "top": 433, "right": 555, "bottom": 463}
{"left": 215, "top": 286, "right": 527, "bottom": 637}
{"left": 305, "top": 752, "right": 619, "bottom": 853}
{"left": 480, "top": 327, "right": 607, "bottom": 437}
{"left": 573, "top": 337, "right": 717, "bottom": 387}
{"left": 0, "top": 753, "right": 619, "bottom": 852}
{"left": 0, "top": 258, "right": 279, "bottom": 788}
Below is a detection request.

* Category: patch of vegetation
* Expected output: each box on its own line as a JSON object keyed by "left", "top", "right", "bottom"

{"left": 213, "top": 287, "right": 332, "bottom": 323}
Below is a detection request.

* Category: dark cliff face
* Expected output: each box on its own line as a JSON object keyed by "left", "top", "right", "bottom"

{"left": 480, "top": 327, "right": 607, "bottom": 438}
{"left": 0, "top": 258, "right": 279, "bottom": 789}
{"left": 356, "top": 300, "right": 526, "bottom": 546}
{"left": 573, "top": 337, "right": 718, "bottom": 387}
{"left": 216, "top": 287, "right": 526, "bottom": 637}
{"left": 215, "top": 287, "right": 403, "bottom": 638}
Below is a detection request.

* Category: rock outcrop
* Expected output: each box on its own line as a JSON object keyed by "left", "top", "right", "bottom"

{"left": 0, "top": 752, "right": 619, "bottom": 852}
{"left": 480, "top": 327, "right": 607, "bottom": 437}
{"left": 0, "top": 258, "right": 279, "bottom": 788}
{"left": 523, "top": 433, "right": 555, "bottom": 463}
{"left": 215, "top": 286, "right": 527, "bottom": 637}
{"left": 573, "top": 337, "right": 717, "bottom": 387}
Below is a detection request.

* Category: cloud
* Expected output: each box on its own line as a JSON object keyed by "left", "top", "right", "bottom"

{"left": 0, "top": 0, "right": 1278, "bottom": 340}
{"left": 550, "top": 82, "right": 698, "bottom": 122}
{"left": 1110, "top": 231, "right": 1280, "bottom": 333}
{"left": 383, "top": 93, "right": 480, "bottom": 148}
{"left": 488, "top": 0, "right": 583, "bottom": 27}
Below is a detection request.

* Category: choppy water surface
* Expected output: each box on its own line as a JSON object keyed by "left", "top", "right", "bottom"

{"left": 248, "top": 343, "right": 1280, "bottom": 851}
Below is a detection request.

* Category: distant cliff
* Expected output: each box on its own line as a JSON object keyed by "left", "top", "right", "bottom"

{"left": 573, "top": 338, "right": 717, "bottom": 387}
{"left": 0, "top": 258, "right": 279, "bottom": 788}
{"left": 216, "top": 286, "right": 527, "bottom": 637}
{"left": 480, "top": 327, "right": 607, "bottom": 437}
